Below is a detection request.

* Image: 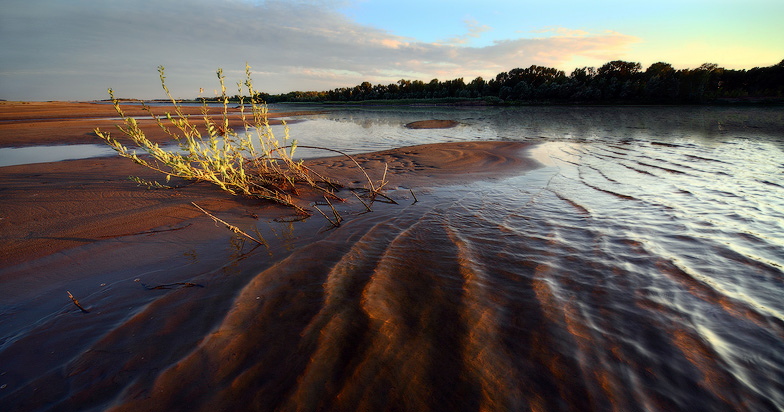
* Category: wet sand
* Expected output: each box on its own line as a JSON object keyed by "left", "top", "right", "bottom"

{"left": 0, "top": 102, "right": 539, "bottom": 411}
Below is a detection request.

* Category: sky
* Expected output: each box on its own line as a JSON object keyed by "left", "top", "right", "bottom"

{"left": 1, "top": 0, "right": 782, "bottom": 101}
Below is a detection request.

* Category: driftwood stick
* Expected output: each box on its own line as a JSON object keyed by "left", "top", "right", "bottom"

{"left": 67, "top": 291, "right": 89, "bottom": 313}
{"left": 97, "top": 223, "right": 192, "bottom": 239}
{"left": 142, "top": 282, "right": 203, "bottom": 290}
{"left": 191, "top": 202, "right": 265, "bottom": 246}
{"left": 410, "top": 188, "right": 418, "bottom": 204}
{"left": 313, "top": 205, "right": 339, "bottom": 227}
{"left": 372, "top": 191, "right": 399, "bottom": 205}
{"left": 378, "top": 163, "right": 389, "bottom": 190}
{"left": 353, "top": 191, "right": 372, "bottom": 212}
{"left": 323, "top": 195, "right": 342, "bottom": 224}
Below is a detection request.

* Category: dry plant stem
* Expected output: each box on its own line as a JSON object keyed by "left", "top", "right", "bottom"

{"left": 314, "top": 206, "right": 339, "bottom": 228}
{"left": 67, "top": 291, "right": 89, "bottom": 313}
{"left": 410, "top": 188, "right": 418, "bottom": 203}
{"left": 381, "top": 164, "right": 389, "bottom": 189}
{"left": 191, "top": 202, "right": 266, "bottom": 246}
{"left": 142, "top": 282, "right": 203, "bottom": 290}
{"left": 356, "top": 188, "right": 398, "bottom": 205}
{"left": 293, "top": 145, "right": 379, "bottom": 192}
{"left": 297, "top": 163, "right": 343, "bottom": 194}
{"left": 353, "top": 191, "right": 373, "bottom": 212}
{"left": 323, "top": 196, "right": 342, "bottom": 224}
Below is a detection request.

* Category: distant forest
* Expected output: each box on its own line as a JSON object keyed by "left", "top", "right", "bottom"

{"left": 233, "top": 59, "right": 784, "bottom": 105}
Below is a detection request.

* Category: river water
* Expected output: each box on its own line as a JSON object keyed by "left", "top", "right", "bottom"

{"left": 2, "top": 105, "right": 783, "bottom": 411}
{"left": 267, "top": 105, "right": 784, "bottom": 412}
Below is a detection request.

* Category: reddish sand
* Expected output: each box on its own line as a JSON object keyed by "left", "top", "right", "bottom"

{"left": 0, "top": 101, "right": 320, "bottom": 147}
{"left": 0, "top": 102, "right": 540, "bottom": 411}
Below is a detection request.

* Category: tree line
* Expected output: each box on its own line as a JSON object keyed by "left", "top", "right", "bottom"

{"left": 220, "top": 59, "right": 784, "bottom": 105}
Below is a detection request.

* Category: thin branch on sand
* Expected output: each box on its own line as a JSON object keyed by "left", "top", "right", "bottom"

{"left": 314, "top": 205, "right": 339, "bottom": 228}
{"left": 141, "top": 282, "right": 203, "bottom": 290}
{"left": 293, "top": 145, "right": 379, "bottom": 193}
{"left": 353, "top": 191, "right": 372, "bottom": 212}
{"left": 192, "top": 202, "right": 266, "bottom": 247}
{"left": 67, "top": 291, "right": 89, "bottom": 313}
{"left": 323, "top": 195, "right": 343, "bottom": 225}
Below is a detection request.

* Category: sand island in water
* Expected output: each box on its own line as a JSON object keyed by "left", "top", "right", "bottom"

{"left": 404, "top": 119, "right": 459, "bottom": 129}
{"left": 0, "top": 102, "right": 542, "bottom": 411}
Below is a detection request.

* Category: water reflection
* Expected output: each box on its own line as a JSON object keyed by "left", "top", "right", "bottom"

{"left": 4, "top": 106, "right": 782, "bottom": 166}
{"left": 278, "top": 104, "right": 784, "bottom": 142}
{"left": 0, "top": 144, "right": 115, "bottom": 167}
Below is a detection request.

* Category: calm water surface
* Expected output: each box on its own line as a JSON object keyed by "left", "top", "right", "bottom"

{"left": 1, "top": 106, "right": 783, "bottom": 411}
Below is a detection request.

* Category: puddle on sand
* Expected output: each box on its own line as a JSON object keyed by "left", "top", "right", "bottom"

{"left": 0, "top": 144, "right": 116, "bottom": 167}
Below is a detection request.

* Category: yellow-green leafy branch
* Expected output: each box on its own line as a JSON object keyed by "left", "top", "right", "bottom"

{"left": 94, "top": 64, "right": 342, "bottom": 216}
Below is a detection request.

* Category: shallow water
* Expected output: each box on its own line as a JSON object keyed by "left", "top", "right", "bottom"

{"left": 0, "top": 144, "right": 116, "bottom": 167}
{"left": 1, "top": 106, "right": 783, "bottom": 411}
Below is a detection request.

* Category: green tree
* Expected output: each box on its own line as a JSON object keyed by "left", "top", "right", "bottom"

{"left": 598, "top": 60, "right": 642, "bottom": 80}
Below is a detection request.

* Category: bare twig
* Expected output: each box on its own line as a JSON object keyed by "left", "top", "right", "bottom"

{"left": 290, "top": 145, "right": 377, "bottom": 192}
{"left": 410, "top": 188, "right": 418, "bottom": 204}
{"left": 351, "top": 187, "right": 398, "bottom": 205}
{"left": 353, "top": 191, "right": 372, "bottom": 212}
{"left": 314, "top": 205, "right": 339, "bottom": 227}
{"left": 379, "top": 163, "right": 389, "bottom": 190}
{"left": 67, "top": 291, "right": 89, "bottom": 313}
{"left": 323, "top": 196, "right": 342, "bottom": 224}
{"left": 97, "top": 223, "right": 192, "bottom": 239}
{"left": 371, "top": 191, "right": 399, "bottom": 205}
{"left": 191, "top": 202, "right": 266, "bottom": 246}
{"left": 297, "top": 163, "right": 343, "bottom": 192}
{"left": 141, "top": 282, "right": 203, "bottom": 290}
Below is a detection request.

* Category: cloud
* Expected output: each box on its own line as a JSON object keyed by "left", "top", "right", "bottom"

{"left": 0, "top": 0, "right": 640, "bottom": 100}
{"left": 529, "top": 27, "right": 591, "bottom": 37}
{"left": 441, "top": 19, "right": 492, "bottom": 45}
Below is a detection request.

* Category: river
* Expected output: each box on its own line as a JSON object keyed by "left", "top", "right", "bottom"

{"left": 2, "top": 105, "right": 783, "bottom": 411}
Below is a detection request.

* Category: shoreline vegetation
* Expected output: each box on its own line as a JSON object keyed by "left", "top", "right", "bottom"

{"left": 94, "top": 66, "right": 337, "bottom": 217}
{"left": 176, "top": 59, "right": 783, "bottom": 106}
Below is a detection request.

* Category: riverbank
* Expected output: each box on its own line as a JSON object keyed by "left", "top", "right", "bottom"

{"left": 0, "top": 101, "right": 322, "bottom": 147}
{"left": 0, "top": 102, "right": 539, "bottom": 411}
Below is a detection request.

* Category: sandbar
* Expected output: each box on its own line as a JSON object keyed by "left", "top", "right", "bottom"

{"left": 404, "top": 119, "right": 460, "bottom": 129}
{"left": 0, "top": 101, "right": 540, "bottom": 411}
{"left": 0, "top": 101, "right": 320, "bottom": 147}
